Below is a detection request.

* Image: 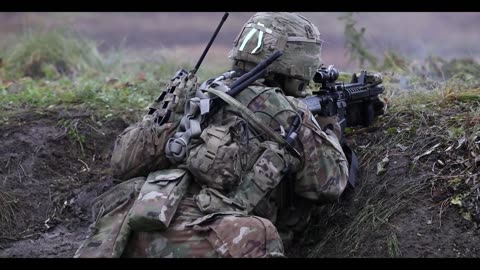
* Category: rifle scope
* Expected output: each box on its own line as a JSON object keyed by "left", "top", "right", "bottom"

{"left": 313, "top": 65, "right": 339, "bottom": 84}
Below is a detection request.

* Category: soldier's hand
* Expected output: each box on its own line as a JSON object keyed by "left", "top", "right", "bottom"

{"left": 315, "top": 115, "right": 342, "bottom": 140}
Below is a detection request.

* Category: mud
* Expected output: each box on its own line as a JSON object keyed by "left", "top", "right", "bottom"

{"left": 0, "top": 108, "right": 478, "bottom": 257}
{"left": 0, "top": 108, "right": 128, "bottom": 257}
{"left": 286, "top": 126, "right": 480, "bottom": 258}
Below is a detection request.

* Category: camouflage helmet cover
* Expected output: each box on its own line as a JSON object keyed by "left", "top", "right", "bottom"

{"left": 229, "top": 12, "right": 323, "bottom": 82}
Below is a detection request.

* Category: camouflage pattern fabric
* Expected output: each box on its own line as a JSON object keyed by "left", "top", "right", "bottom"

{"left": 110, "top": 117, "right": 178, "bottom": 180}
{"left": 74, "top": 177, "right": 145, "bottom": 258}
{"left": 185, "top": 212, "right": 284, "bottom": 258}
{"left": 78, "top": 10, "right": 351, "bottom": 258}
{"left": 74, "top": 199, "right": 134, "bottom": 258}
{"left": 111, "top": 71, "right": 198, "bottom": 181}
{"left": 128, "top": 169, "right": 191, "bottom": 231}
{"left": 227, "top": 142, "right": 290, "bottom": 213}
{"left": 229, "top": 12, "right": 323, "bottom": 82}
{"left": 224, "top": 83, "right": 348, "bottom": 202}
{"left": 195, "top": 187, "right": 247, "bottom": 214}
{"left": 186, "top": 116, "right": 244, "bottom": 192}
{"left": 112, "top": 83, "right": 348, "bottom": 214}
{"left": 122, "top": 185, "right": 284, "bottom": 258}
{"left": 87, "top": 82, "right": 348, "bottom": 258}
{"left": 286, "top": 96, "right": 349, "bottom": 202}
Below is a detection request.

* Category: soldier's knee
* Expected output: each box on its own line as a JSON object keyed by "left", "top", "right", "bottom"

{"left": 204, "top": 215, "right": 284, "bottom": 258}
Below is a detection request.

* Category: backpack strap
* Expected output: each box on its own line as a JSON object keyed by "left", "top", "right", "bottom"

{"left": 202, "top": 87, "right": 303, "bottom": 161}
{"left": 165, "top": 97, "right": 204, "bottom": 163}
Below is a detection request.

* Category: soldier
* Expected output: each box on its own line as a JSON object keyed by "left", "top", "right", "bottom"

{"left": 74, "top": 12, "right": 349, "bottom": 258}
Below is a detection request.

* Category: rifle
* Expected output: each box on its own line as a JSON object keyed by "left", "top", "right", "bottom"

{"left": 301, "top": 65, "right": 385, "bottom": 131}
{"left": 300, "top": 65, "right": 385, "bottom": 188}
{"left": 148, "top": 12, "right": 229, "bottom": 125}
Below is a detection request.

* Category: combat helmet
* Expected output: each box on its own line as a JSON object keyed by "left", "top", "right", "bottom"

{"left": 229, "top": 12, "right": 323, "bottom": 97}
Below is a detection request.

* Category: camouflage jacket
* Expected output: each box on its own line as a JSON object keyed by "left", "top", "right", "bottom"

{"left": 110, "top": 78, "right": 349, "bottom": 234}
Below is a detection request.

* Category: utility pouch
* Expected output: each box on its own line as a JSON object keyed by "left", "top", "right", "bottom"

{"left": 128, "top": 169, "right": 191, "bottom": 231}
{"left": 195, "top": 187, "right": 246, "bottom": 214}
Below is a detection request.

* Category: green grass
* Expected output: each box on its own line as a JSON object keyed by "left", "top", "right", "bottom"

{"left": 0, "top": 29, "right": 228, "bottom": 119}
{"left": 1, "top": 26, "right": 480, "bottom": 257}
{"left": 3, "top": 28, "right": 105, "bottom": 79}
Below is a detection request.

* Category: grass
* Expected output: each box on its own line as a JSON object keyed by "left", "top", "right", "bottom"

{"left": 307, "top": 174, "right": 426, "bottom": 257}
{"left": 305, "top": 54, "right": 480, "bottom": 257}
{"left": 57, "top": 118, "right": 87, "bottom": 156}
{"left": 0, "top": 30, "right": 229, "bottom": 120}
{"left": 1, "top": 27, "right": 479, "bottom": 256}
{"left": 387, "top": 232, "right": 401, "bottom": 257}
{"left": 0, "top": 191, "right": 21, "bottom": 236}
{"left": 0, "top": 29, "right": 230, "bottom": 237}
{"left": 3, "top": 28, "right": 105, "bottom": 79}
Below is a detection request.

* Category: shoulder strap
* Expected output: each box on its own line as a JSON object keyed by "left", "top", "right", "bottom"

{"left": 203, "top": 87, "right": 302, "bottom": 160}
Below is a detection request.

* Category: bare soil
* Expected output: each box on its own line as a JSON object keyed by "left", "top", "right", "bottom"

{"left": 0, "top": 108, "right": 128, "bottom": 257}
{"left": 0, "top": 107, "right": 478, "bottom": 258}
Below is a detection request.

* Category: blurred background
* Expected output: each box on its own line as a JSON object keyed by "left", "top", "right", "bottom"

{"left": 1, "top": 12, "right": 479, "bottom": 70}
{"left": 1, "top": 13, "right": 480, "bottom": 259}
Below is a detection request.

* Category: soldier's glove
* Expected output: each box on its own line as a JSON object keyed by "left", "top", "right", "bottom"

{"left": 315, "top": 115, "right": 342, "bottom": 140}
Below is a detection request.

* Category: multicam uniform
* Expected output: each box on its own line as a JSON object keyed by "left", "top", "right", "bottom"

{"left": 74, "top": 81, "right": 349, "bottom": 258}
{"left": 74, "top": 12, "right": 349, "bottom": 258}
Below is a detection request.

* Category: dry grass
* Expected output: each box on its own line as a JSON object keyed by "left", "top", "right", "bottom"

{"left": 0, "top": 191, "right": 21, "bottom": 236}
{"left": 3, "top": 28, "right": 105, "bottom": 79}
{"left": 307, "top": 162, "right": 427, "bottom": 257}
{"left": 306, "top": 57, "right": 480, "bottom": 257}
{"left": 1, "top": 25, "right": 479, "bottom": 256}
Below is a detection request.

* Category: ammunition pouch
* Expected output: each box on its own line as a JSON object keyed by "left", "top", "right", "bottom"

{"left": 230, "top": 141, "right": 288, "bottom": 213}
{"left": 128, "top": 169, "right": 191, "bottom": 232}
{"left": 193, "top": 141, "right": 289, "bottom": 218}
{"left": 186, "top": 116, "right": 246, "bottom": 192}
{"left": 195, "top": 187, "right": 247, "bottom": 214}
{"left": 74, "top": 177, "right": 145, "bottom": 258}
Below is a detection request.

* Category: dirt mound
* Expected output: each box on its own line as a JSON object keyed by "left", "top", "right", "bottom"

{"left": 0, "top": 108, "right": 129, "bottom": 257}
{"left": 0, "top": 104, "right": 478, "bottom": 258}
{"left": 287, "top": 98, "right": 480, "bottom": 258}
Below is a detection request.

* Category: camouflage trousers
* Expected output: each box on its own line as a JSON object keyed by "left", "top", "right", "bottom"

{"left": 122, "top": 196, "right": 285, "bottom": 258}
{"left": 75, "top": 183, "right": 285, "bottom": 258}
